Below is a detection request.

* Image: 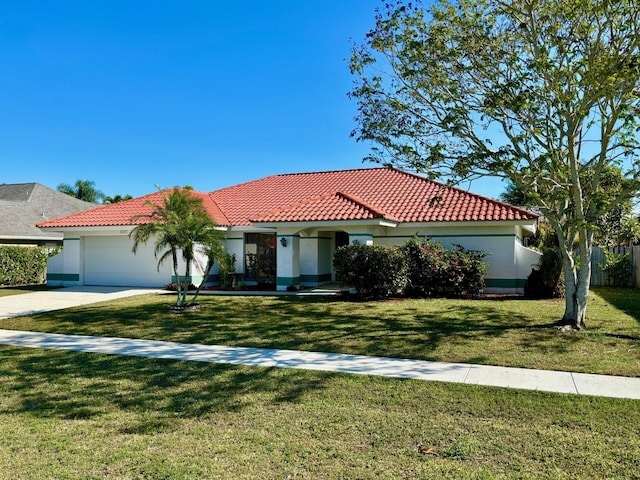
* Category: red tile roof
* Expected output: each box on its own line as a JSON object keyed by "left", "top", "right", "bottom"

{"left": 212, "top": 168, "right": 537, "bottom": 225}
{"left": 37, "top": 189, "right": 229, "bottom": 228}
{"left": 38, "top": 168, "right": 537, "bottom": 229}
{"left": 251, "top": 192, "right": 402, "bottom": 223}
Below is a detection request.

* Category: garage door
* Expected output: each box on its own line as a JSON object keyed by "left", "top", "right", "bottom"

{"left": 83, "top": 236, "right": 173, "bottom": 287}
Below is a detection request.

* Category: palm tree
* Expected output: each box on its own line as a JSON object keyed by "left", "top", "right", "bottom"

{"left": 57, "top": 179, "right": 104, "bottom": 203}
{"left": 129, "top": 188, "right": 224, "bottom": 307}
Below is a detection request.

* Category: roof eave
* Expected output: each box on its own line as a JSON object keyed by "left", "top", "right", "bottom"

{"left": 37, "top": 225, "right": 136, "bottom": 234}
{"left": 401, "top": 218, "right": 538, "bottom": 228}
{"left": 0, "top": 234, "right": 62, "bottom": 241}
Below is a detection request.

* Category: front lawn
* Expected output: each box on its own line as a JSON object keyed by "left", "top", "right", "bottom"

{"left": 0, "top": 346, "right": 638, "bottom": 479}
{"left": 0, "top": 284, "right": 59, "bottom": 297}
{"left": 1, "top": 287, "right": 638, "bottom": 478}
{"left": 2, "top": 286, "right": 639, "bottom": 376}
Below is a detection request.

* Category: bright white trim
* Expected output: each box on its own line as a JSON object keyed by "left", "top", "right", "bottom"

{"left": 0, "top": 234, "right": 62, "bottom": 241}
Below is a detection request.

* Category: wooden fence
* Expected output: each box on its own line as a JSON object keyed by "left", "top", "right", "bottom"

{"left": 591, "top": 246, "right": 640, "bottom": 288}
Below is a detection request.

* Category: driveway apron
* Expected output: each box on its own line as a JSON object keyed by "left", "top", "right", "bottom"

{"left": 0, "top": 286, "right": 160, "bottom": 319}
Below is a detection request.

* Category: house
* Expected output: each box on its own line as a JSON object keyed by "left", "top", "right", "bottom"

{"left": 38, "top": 168, "right": 541, "bottom": 292}
{"left": 0, "top": 183, "right": 95, "bottom": 246}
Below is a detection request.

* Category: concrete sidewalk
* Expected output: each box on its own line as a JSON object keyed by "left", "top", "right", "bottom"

{"left": 0, "top": 286, "right": 162, "bottom": 319}
{"left": 0, "top": 328, "right": 638, "bottom": 399}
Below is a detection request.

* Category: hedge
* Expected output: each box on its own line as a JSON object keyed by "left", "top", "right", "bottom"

{"left": 334, "top": 238, "right": 488, "bottom": 299}
{"left": 333, "top": 244, "right": 408, "bottom": 299}
{"left": 0, "top": 245, "right": 57, "bottom": 286}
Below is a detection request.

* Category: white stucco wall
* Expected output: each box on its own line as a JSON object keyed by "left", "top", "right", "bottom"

{"left": 299, "top": 237, "right": 317, "bottom": 278}
{"left": 46, "top": 221, "right": 538, "bottom": 292}
{"left": 516, "top": 242, "right": 542, "bottom": 280}
{"left": 223, "top": 236, "right": 245, "bottom": 275}
{"left": 299, "top": 232, "right": 333, "bottom": 286}
{"left": 45, "top": 247, "right": 66, "bottom": 286}
{"left": 83, "top": 235, "right": 176, "bottom": 287}
{"left": 47, "top": 230, "right": 197, "bottom": 287}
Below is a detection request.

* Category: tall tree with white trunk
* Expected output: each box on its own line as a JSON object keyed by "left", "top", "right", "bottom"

{"left": 350, "top": 0, "right": 640, "bottom": 329}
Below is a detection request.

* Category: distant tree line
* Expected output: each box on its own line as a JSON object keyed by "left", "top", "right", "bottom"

{"left": 57, "top": 179, "right": 132, "bottom": 204}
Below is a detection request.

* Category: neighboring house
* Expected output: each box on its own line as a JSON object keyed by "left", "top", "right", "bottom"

{"left": 0, "top": 182, "right": 95, "bottom": 246}
{"left": 38, "top": 168, "right": 541, "bottom": 292}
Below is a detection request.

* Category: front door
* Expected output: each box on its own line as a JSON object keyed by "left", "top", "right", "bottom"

{"left": 244, "top": 233, "right": 276, "bottom": 286}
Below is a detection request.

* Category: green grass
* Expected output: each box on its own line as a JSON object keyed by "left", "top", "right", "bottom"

{"left": 2, "top": 287, "right": 639, "bottom": 376}
{"left": 0, "top": 287, "right": 639, "bottom": 478}
{"left": 0, "top": 346, "right": 638, "bottom": 479}
{"left": 0, "top": 284, "right": 59, "bottom": 297}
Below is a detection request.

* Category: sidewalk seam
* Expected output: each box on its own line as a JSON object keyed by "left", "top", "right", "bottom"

{"left": 570, "top": 372, "right": 579, "bottom": 394}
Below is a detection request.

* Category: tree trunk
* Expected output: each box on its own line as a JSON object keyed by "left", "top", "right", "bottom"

{"left": 171, "top": 248, "right": 184, "bottom": 306}
{"left": 181, "top": 254, "right": 192, "bottom": 306}
{"left": 558, "top": 236, "right": 592, "bottom": 330}
{"left": 573, "top": 238, "right": 593, "bottom": 330}
{"left": 561, "top": 258, "right": 578, "bottom": 325}
{"left": 191, "top": 258, "right": 214, "bottom": 305}
{"left": 561, "top": 268, "right": 588, "bottom": 330}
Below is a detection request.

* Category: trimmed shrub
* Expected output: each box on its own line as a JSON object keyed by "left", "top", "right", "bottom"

{"left": 400, "top": 238, "right": 487, "bottom": 298}
{"left": 333, "top": 244, "right": 408, "bottom": 299}
{"left": 334, "top": 238, "right": 488, "bottom": 300}
{"left": 441, "top": 244, "right": 488, "bottom": 298}
{"left": 398, "top": 238, "right": 447, "bottom": 297}
{"left": 0, "top": 245, "right": 56, "bottom": 286}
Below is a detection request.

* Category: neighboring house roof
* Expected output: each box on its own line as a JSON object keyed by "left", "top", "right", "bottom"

{"left": 38, "top": 168, "right": 538, "bottom": 229}
{"left": 0, "top": 183, "right": 95, "bottom": 242}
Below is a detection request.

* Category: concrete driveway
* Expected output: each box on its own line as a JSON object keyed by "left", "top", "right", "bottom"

{"left": 0, "top": 286, "right": 162, "bottom": 319}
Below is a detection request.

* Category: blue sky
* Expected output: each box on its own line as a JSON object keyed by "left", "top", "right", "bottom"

{"left": 0, "top": 0, "right": 502, "bottom": 200}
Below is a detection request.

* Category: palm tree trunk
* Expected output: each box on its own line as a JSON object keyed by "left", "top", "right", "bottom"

{"left": 171, "top": 248, "right": 184, "bottom": 306}
{"left": 191, "top": 258, "right": 214, "bottom": 304}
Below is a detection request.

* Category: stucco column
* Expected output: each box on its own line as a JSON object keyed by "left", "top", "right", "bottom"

{"left": 276, "top": 234, "right": 300, "bottom": 291}
{"left": 53, "top": 236, "right": 82, "bottom": 286}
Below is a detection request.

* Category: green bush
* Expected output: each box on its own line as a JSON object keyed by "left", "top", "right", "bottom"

{"left": 398, "top": 238, "right": 446, "bottom": 297}
{"left": 524, "top": 222, "right": 564, "bottom": 299}
{"left": 334, "top": 239, "right": 488, "bottom": 299}
{"left": 524, "top": 246, "right": 564, "bottom": 298}
{"left": 0, "top": 245, "right": 56, "bottom": 286}
{"left": 217, "top": 252, "right": 237, "bottom": 288}
{"left": 333, "top": 244, "right": 408, "bottom": 299}
{"left": 400, "top": 238, "right": 487, "bottom": 298}
{"left": 441, "top": 244, "right": 489, "bottom": 298}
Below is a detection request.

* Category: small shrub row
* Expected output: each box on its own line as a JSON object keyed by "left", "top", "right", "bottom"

{"left": 0, "top": 245, "right": 57, "bottom": 286}
{"left": 165, "top": 282, "right": 197, "bottom": 292}
{"left": 333, "top": 238, "right": 488, "bottom": 299}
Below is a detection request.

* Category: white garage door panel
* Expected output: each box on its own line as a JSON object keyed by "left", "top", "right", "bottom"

{"left": 84, "top": 236, "right": 172, "bottom": 287}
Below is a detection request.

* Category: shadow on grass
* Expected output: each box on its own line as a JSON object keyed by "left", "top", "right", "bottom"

{"left": 1, "top": 346, "right": 330, "bottom": 429}
{"left": 592, "top": 287, "right": 640, "bottom": 325}
{"left": 0, "top": 284, "right": 61, "bottom": 297}
{"left": 17, "top": 294, "right": 573, "bottom": 363}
